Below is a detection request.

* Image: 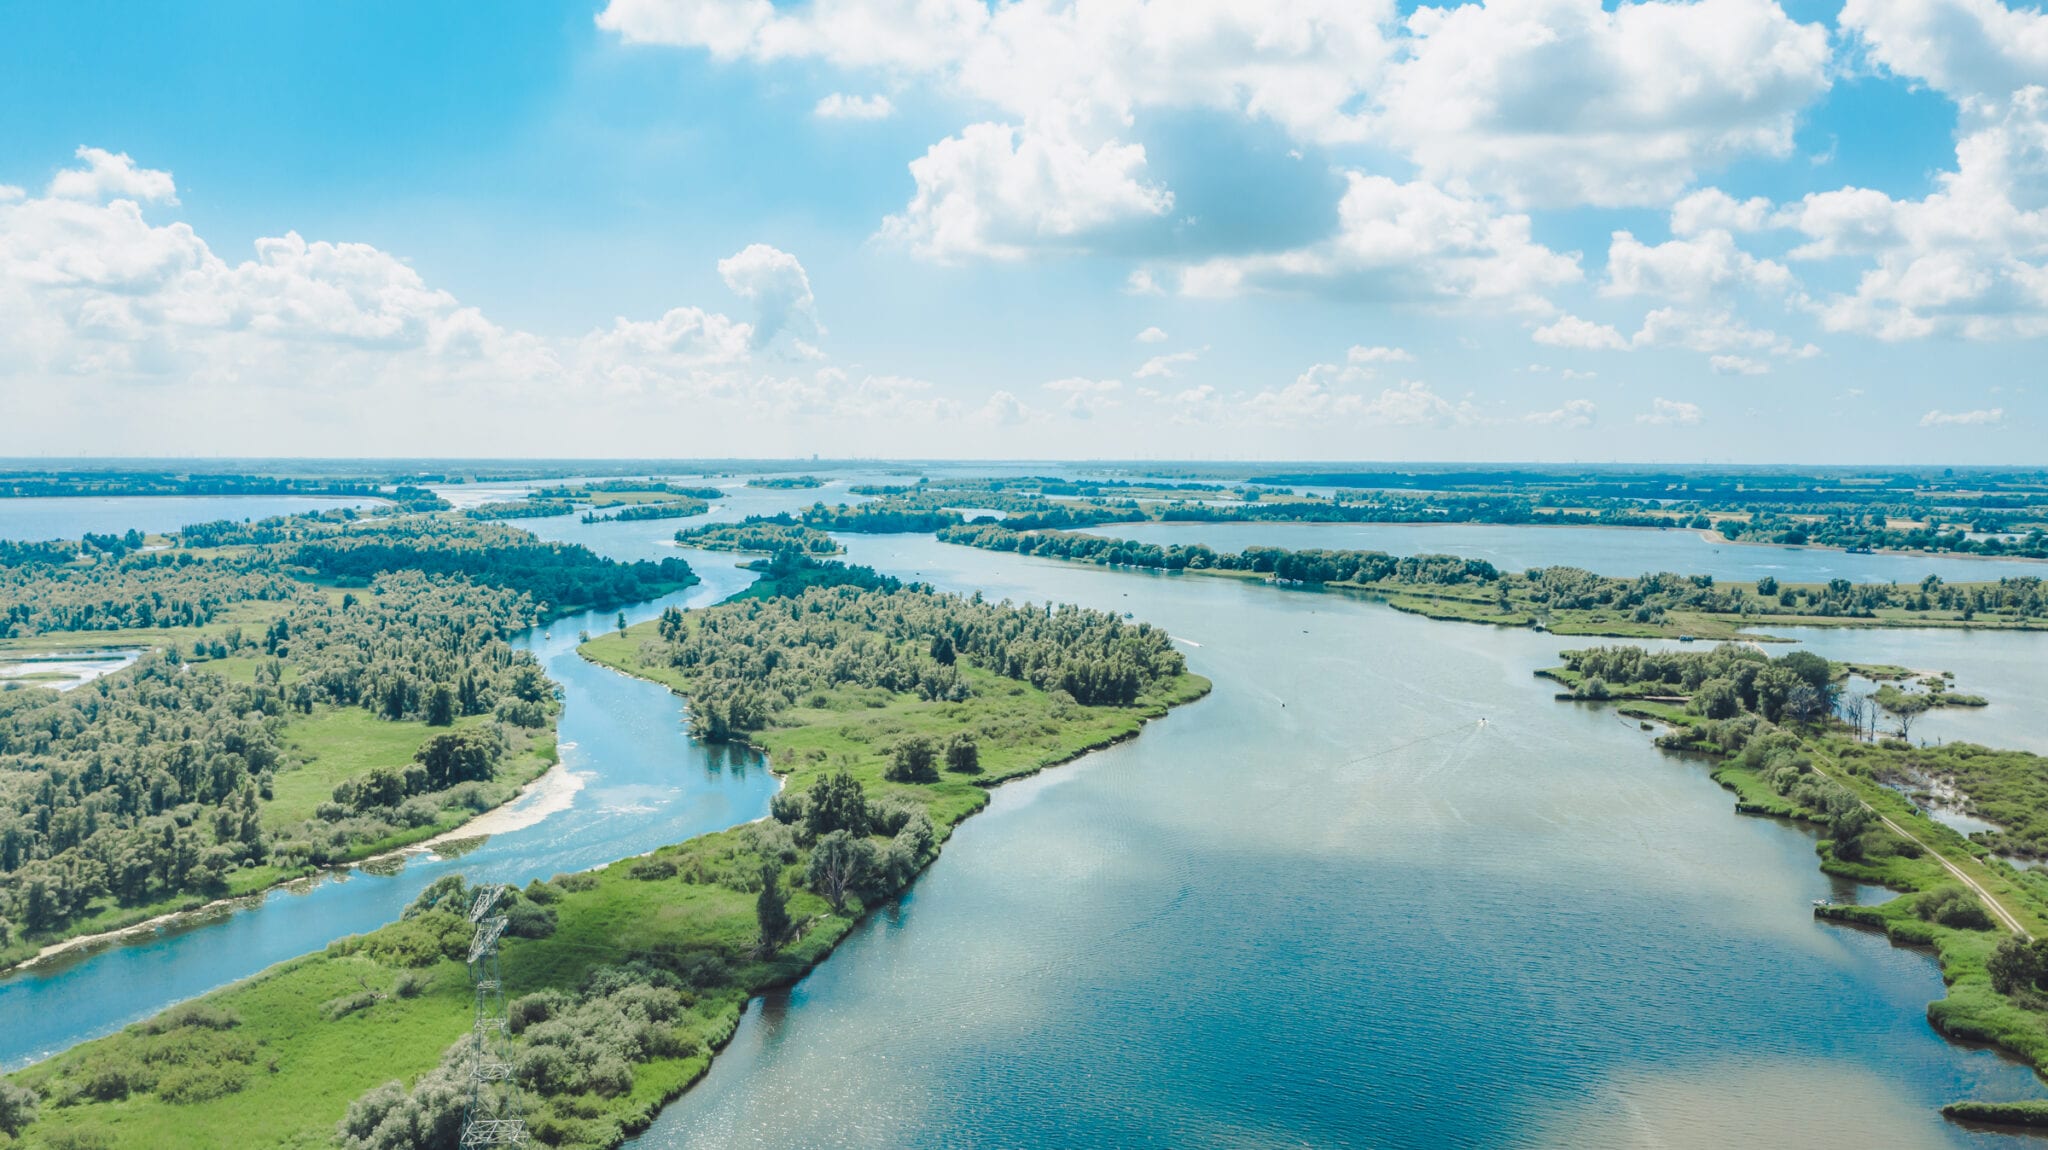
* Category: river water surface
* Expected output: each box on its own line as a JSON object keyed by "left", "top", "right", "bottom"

{"left": 629, "top": 533, "right": 2048, "bottom": 1150}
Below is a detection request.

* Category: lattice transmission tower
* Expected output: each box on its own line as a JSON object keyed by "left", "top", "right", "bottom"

{"left": 460, "top": 884, "right": 528, "bottom": 1147}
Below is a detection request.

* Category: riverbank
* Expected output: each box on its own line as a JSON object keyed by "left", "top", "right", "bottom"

{"left": 3, "top": 593, "right": 1210, "bottom": 1149}
{"left": 1699, "top": 528, "right": 2048, "bottom": 568}
{"left": 0, "top": 712, "right": 561, "bottom": 969}
{"left": 1587, "top": 679, "right": 2048, "bottom": 1115}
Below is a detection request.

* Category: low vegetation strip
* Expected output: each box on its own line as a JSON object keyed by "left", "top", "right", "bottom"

{"left": 1, "top": 562, "right": 1209, "bottom": 1150}
{"left": 939, "top": 523, "right": 2048, "bottom": 638}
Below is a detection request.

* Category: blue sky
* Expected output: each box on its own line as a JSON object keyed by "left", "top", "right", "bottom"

{"left": 0, "top": 0, "right": 2042, "bottom": 461}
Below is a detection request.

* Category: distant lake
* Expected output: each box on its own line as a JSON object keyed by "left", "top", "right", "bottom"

{"left": 1080, "top": 521, "right": 2048, "bottom": 586}
{"left": 0, "top": 495, "right": 375, "bottom": 542}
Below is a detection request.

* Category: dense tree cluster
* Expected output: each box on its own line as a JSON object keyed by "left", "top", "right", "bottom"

{"left": 0, "top": 654, "right": 277, "bottom": 941}
{"left": 796, "top": 503, "right": 966, "bottom": 533}
{"left": 534, "top": 481, "right": 723, "bottom": 501}
{"left": 0, "top": 540, "right": 83, "bottom": 567}
{"left": 462, "top": 499, "right": 577, "bottom": 521}
{"left": 645, "top": 583, "right": 1185, "bottom": 741}
{"left": 282, "top": 519, "right": 697, "bottom": 610}
{"left": 1559, "top": 644, "right": 1836, "bottom": 723}
{"left": 941, "top": 523, "right": 1498, "bottom": 585}
{"left": 0, "top": 570, "right": 560, "bottom": 946}
{"left": 176, "top": 512, "right": 368, "bottom": 548}
{"left": 729, "top": 549, "right": 904, "bottom": 600}
{"left": 0, "top": 518, "right": 698, "bottom": 950}
{"left": 1, "top": 552, "right": 299, "bottom": 638}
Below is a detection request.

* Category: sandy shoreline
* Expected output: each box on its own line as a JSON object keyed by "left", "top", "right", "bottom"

{"left": 8, "top": 759, "right": 582, "bottom": 976}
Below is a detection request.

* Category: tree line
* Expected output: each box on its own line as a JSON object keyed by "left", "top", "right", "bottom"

{"left": 940, "top": 523, "right": 2048, "bottom": 625}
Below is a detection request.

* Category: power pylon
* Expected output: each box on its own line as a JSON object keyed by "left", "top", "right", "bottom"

{"left": 460, "top": 884, "right": 528, "bottom": 1148}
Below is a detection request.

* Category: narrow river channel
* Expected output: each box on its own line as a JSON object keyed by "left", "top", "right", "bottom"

{"left": 0, "top": 480, "right": 873, "bottom": 1069}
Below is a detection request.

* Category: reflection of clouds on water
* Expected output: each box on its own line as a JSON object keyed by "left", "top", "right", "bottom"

{"left": 1518, "top": 1059, "right": 1956, "bottom": 1150}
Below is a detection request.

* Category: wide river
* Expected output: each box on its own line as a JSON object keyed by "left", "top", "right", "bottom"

{"left": 3, "top": 495, "right": 2048, "bottom": 1147}
{"left": 632, "top": 533, "right": 2048, "bottom": 1150}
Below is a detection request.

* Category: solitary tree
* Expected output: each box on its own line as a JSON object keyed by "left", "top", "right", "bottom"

{"left": 1890, "top": 693, "right": 1932, "bottom": 742}
{"left": 617, "top": 611, "right": 629, "bottom": 635}
{"left": 0, "top": 1081, "right": 37, "bottom": 1138}
{"left": 945, "top": 735, "right": 981, "bottom": 774}
{"left": 756, "top": 862, "right": 791, "bottom": 953}
{"left": 887, "top": 736, "right": 939, "bottom": 783}
{"left": 805, "top": 772, "right": 871, "bottom": 838}
{"left": 425, "top": 684, "right": 455, "bottom": 727}
{"left": 807, "top": 831, "right": 874, "bottom": 912}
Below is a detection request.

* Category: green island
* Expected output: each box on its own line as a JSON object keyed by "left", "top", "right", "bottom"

{"left": 672, "top": 516, "right": 841, "bottom": 556}
{"left": 934, "top": 522, "right": 2048, "bottom": 638}
{"left": 578, "top": 501, "right": 708, "bottom": 525}
{"left": 0, "top": 516, "right": 697, "bottom": 971}
{"left": 535, "top": 482, "right": 723, "bottom": 508}
{"left": 467, "top": 483, "right": 723, "bottom": 525}
{"left": 0, "top": 550, "right": 1207, "bottom": 1149}
{"left": 1537, "top": 640, "right": 2048, "bottom": 1120}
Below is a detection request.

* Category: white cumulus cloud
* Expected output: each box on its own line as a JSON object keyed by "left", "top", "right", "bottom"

{"left": 1638, "top": 397, "right": 1705, "bottom": 424}
{"left": 1710, "top": 354, "right": 1771, "bottom": 374}
{"left": 717, "top": 242, "right": 821, "bottom": 348}
{"left": 1347, "top": 345, "right": 1415, "bottom": 364}
{"left": 1134, "top": 348, "right": 1201, "bottom": 379}
{"left": 1178, "top": 172, "right": 1580, "bottom": 311}
{"left": 1525, "top": 398, "right": 1599, "bottom": 427}
{"left": 1604, "top": 229, "right": 1793, "bottom": 300}
{"left": 1377, "top": 0, "right": 1831, "bottom": 207}
{"left": 814, "top": 92, "right": 895, "bottom": 120}
{"left": 1920, "top": 406, "right": 2005, "bottom": 425}
{"left": 880, "top": 122, "right": 1172, "bottom": 263}
{"left": 48, "top": 146, "right": 180, "bottom": 204}
{"left": 1532, "top": 314, "right": 1629, "bottom": 349}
